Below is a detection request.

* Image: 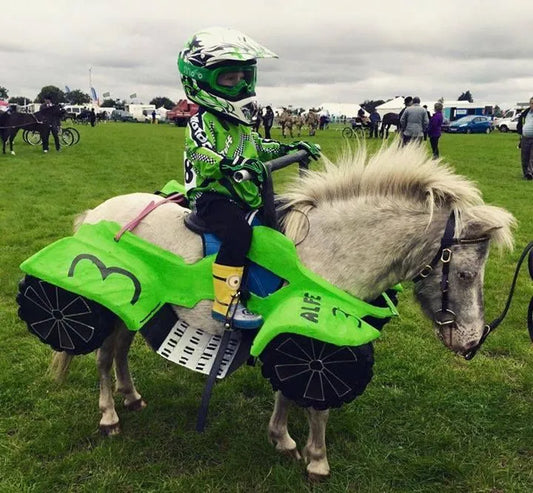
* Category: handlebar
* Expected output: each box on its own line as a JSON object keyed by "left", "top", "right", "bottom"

{"left": 233, "top": 149, "right": 311, "bottom": 183}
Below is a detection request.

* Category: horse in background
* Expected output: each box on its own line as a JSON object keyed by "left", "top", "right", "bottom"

{"left": 380, "top": 112, "right": 400, "bottom": 138}
{"left": 292, "top": 113, "right": 305, "bottom": 137}
{"left": 1, "top": 105, "right": 66, "bottom": 154}
{"left": 305, "top": 110, "right": 320, "bottom": 136}
{"left": 278, "top": 108, "right": 295, "bottom": 138}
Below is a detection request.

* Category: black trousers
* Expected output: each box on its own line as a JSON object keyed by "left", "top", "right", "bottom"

{"left": 41, "top": 125, "right": 60, "bottom": 151}
{"left": 520, "top": 136, "right": 533, "bottom": 178}
{"left": 429, "top": 136, "right": 440, "bottom": 157}
{"left": 195, "top": 193, "right": 253, "bottom": 267}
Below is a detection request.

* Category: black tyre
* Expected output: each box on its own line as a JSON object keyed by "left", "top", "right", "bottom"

{"left": 342, "top": 127, "right": 354, "bottom": 138}
{"left": 59, "top": 129, "right": 75, "bottom": 146}
{"left": 260, "top": 333, "right": 374, "bottom": 410}
{"left": 499, "top": 125, "right": 508, "bottom": 133}
{"left": 25, "top": 130, "right": 42, "bottom": 146}
{"left": 17, "top": 275, "right": 115, "bottom": 355}
{"left": 65, "top": 127, "right": 80, "bottom": 144}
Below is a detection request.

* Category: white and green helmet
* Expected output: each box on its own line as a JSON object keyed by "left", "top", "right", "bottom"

{"left": 178, "top": 27, "right": 277, "bottom": 125}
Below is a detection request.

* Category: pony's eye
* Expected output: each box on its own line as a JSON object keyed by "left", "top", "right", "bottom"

{"left": 457, "top": 271, "right": 476, "bottom": 281}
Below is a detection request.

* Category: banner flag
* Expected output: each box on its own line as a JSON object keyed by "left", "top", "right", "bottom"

{"left": 102, "top": 92, "right": 110, "bottom": 98}
{"left": 129, "top": 93, "right": 137, "bottom": 99}
{"left": 65, "top": 86, "right": 71, "bottom": 93}
{"left": 90, "top": 87, "right": 98, "bottom": 101}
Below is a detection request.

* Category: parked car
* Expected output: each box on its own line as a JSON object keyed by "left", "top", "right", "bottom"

{"left": 496, "top": 115, "right": 519, "bottom": 133}
{"left": 448, "top": 115, "right": 492, "bottom": 134}
{"left": 110, "top": 109, "right": 135, "bottom": 122}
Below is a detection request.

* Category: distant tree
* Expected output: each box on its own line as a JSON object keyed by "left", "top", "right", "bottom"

{"left": 493, "top": 105, "right": 503, "bottom": 117}
{"left": 360, "top": 99, "right": 385, "bottom": 112}
{"left": 457, "top": 90, "right": 473, "bottom": 103}
{"left": 9, "top": 96, "right": 31, "bottom": 106}
{"left": 113, "top": 99, "right": 126, "bottom": 110}
{"left": 150, "top": 97, "right": 175, "bottom": 109}
{"left": 0, "top": 86, "right": 8, "bottom": 99}
{"left": 100, "top": 99, "right": 116, "bottom": 108}
{"left": 36, "top": 86, "right": 66, "bottom": 104}
{"left": 438, "top": 96, "right": 445, "bottom": 104}
{"left": 66, "top": 89, "right": 91, "bottom": 105}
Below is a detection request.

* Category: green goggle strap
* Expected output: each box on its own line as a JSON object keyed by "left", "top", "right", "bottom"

{"left": 179, "top": 59, "right": 256, "bottom": 97}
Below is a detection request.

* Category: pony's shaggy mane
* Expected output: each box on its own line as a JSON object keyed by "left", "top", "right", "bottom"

{"left": 279, "top": 143, "right": 515, "bottom": 249}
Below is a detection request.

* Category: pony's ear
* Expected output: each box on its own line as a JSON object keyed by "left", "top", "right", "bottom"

{"left": 462, "top": 219, "right": 502, "bottom": 240}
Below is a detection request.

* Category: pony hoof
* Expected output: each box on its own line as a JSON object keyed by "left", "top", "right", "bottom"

{"left": 99, "top": 423, "right": 121, "bottom": 436}
{"left": 125, "top": 398, "right": 147, "bottom": 411}
{"left": 307, "top": 470, "right": 330, "bottom": 482}
{"left": 282, "top": 448, "right": 302, "bottom": 461}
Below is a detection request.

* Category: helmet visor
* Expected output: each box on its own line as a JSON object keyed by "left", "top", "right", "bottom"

{"left": 212, "top": 64, "right": 257, "bottom": 97}
{"left": 178, "top": 58, "right": 257, "bottom": 99}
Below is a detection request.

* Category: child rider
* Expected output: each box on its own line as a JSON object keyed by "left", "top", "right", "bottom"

{"left": 178, "top": 27, "right": 320, "bottom": 330}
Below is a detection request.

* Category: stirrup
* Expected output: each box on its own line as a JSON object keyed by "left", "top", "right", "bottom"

{"left": 212, "top": 291, "right": 263, "bottom": 330}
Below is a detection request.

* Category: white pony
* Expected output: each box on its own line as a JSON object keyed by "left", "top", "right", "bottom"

{"left": 51, "top": 143, "right": 514, "bottom": 480}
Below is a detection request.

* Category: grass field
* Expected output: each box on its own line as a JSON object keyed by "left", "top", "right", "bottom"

{"left": 0, "top": 123, "right": 532, "bottom": 492}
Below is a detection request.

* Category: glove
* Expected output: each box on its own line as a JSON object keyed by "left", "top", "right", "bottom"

{"left": 290, "top": 141, "right": 321, "bottom": 160}
{"left": 220, "top": 156, "right": 267, "bottom": 184}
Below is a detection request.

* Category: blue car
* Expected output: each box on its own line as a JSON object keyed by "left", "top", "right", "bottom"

{"left": 448, "top": 115, "right": 492, "bottom": 134}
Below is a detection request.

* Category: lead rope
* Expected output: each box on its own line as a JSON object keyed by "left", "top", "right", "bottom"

{"left": 196, "top": 291, "right": 241, "bottom": 432}
{"left": 464, "top": 241, "right": 533, "bottom": 360}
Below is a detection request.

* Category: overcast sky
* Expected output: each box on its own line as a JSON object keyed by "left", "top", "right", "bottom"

{"left": 2, "top": 0, "right": 531, "bottom": 109}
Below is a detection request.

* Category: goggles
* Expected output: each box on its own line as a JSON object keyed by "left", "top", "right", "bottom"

{"left": 179, "top": 59, "right": 257, "bottom": 97}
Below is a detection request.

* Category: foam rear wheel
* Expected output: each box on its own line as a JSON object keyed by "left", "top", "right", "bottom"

{"left": 17, "top": 275, "right": 115, "bottom": 354}
{"left": 260, "top": 333, "right": 374, "bottom": 410}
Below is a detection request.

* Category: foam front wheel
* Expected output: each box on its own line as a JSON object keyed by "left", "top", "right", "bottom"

{"left": 260, "top": 333, "right": 374, "bottom": 410}
{"left": 17, "top": 275, "right": 116, "bottom": 354}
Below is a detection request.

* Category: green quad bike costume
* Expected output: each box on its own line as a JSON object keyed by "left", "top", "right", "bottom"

{"left": 17, "top": 152, "right": 401, "bottom": 422}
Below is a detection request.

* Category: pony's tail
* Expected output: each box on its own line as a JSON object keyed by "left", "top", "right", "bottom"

{"left": 48, "top": 351, "right": 74, "bottom": 383}
{"left": 73, "top": 210, "right": 90, "bottom": 232}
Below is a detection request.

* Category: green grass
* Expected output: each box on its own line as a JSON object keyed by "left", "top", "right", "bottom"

{"left": 1, "top": 123, "right": 532, "bottom": 492}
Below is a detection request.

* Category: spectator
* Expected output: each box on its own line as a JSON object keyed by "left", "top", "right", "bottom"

{"left": 400, "top": 96, "right": 429, "bottom": 145}
{"left": 151, "top": 109, "right": 157, "bottom": 124}
{"left": 252, "top": 106, "right": 262, "bottom": 133}
{"left": 422, "top": 105, "right": 431, "bottom": 141}
{"left": 517, "top": 96, "right": 533, "bottom": 180}
{"left": 398, "top": 96, "right": 413, "bottom": 123}
{"left": 263, "top": 105, "right": 274, "bottom": 139}
{"left": 427, "top": 102, "right": 444, "bottom": 159}
{"left": 90, "top": 108, "right": 96, "bottom": 127}
{"left": 39, "top": 98, "right": 52, "bottom": 111}
{"left": 368, "top": 108, "right": 381, "bottom": 138}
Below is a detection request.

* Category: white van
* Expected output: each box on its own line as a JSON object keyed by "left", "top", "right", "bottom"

{"left": 125, "top": 104, "right": 156, "bottom": 122}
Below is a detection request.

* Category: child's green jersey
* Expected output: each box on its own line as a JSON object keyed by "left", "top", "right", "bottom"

{"left": 184, "top": 108, "right": 287, "bottom": 209}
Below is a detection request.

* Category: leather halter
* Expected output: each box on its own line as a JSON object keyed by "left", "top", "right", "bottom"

{"left": 412, "top": 212, "right": 489, "bottom": 353}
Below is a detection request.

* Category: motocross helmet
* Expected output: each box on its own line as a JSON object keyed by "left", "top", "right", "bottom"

{"left": 178, "top": 27, "right": 277, "bottom": 125}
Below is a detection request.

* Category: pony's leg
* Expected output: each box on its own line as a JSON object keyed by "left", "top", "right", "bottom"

{"left": 303, "top": 408, "right": 330, "bottom": 480}
{"left": 268, "top": 391, "right": 301, "bottom": 460}
{"left": 113, "top": 323, "right": 146, "bottom": 411}
{"left": 96, "top": 329, "right": 121, "bottom": 435}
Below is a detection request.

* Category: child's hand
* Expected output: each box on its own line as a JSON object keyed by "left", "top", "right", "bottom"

{"left": 221, "top": 156, "right": 267, "bottom": 183}
{"left": 290, "top": 141, "right": 321, "bottom": 160}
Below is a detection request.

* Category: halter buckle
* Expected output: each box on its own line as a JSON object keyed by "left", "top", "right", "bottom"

{"left": 419, "top": 265, "right": 433, "bottom": 278}
{"left": 441, "top": 248, "right": 452, "bottom": 263}
{"left": 434, "top": 308, "right": 456, "bottom": 326}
